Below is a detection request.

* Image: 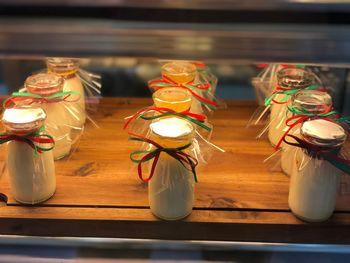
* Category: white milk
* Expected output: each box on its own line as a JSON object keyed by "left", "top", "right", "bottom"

{"left": 268, "top": 94, "right": 289, "bottom": 147}
{"left": 149, "top": 117, "right": 195, "bottom": 220}
{"left": 288, "top": 119, "right": 346, "bottom": 222}
{"left": 41, "top": 103, "right": 72, "bottom": 160}
{"left": 3, "top": 107, "right": 56, "bottom": 204}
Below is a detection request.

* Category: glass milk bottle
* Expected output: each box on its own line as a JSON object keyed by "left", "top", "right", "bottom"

{"left": 162, "top": 62, "right": 203, "bottom": 114}
{"left": 281, "top": 90, "right": 332, "bottom": 176}
{"left": 288, "top": 119, "right": 346, "bottom": 222}
{"left": 153, "top": 87, "right": 192, "bottom": 113}
{"left": 25, "top": 73, "right": 72, "bottom": 160}
{"left": 2, "top": 107, "right": 56, "bottom": 204}
{"left": 149, "top": 117, "right": 196, "bottom": 220}
{"left": 268, "top": 68, "right": 314, "bottom": 146}
{"left": 46, "top": 57, "right": 86, "bottom": 128}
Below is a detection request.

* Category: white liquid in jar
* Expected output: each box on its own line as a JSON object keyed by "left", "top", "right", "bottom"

{"left": 7, "top": 139, "right": 56, "bottom": 204}
{"left": 281, "top": 128, "right": 300, "bottom": 176}
{"left": 288, "top": 148, "right": 341, "bottom": 222}
{"left": 268, "top": 94, "right": 289, "bottom": 146}
{"left": 149, "top": 117, "right": 195, "bottom": 220}
{"left": 149, "top": 156, "right": 195, "bottom": 220}
{"left": 63, "top": 75, "right": 86, "bottom": 128}
{"left": 41, "top": 102, "right": 72, "bottom": 160}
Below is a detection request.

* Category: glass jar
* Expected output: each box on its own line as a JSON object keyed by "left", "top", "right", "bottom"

{"left": 149, "top": 117, "right": 196, "bottom": 220}
{"left": 2, "top": 107, "right": 56, "bottom": 204}
{"left": 25, "top": 73, "right": 72, "bottom": 160}
{"left": 281, "top": 90, "right": 332, "bottom": 176}
{"left": 161, "top": 62, "right": 203, "bottom": 114}
{"left": 268, "top": 68, "right": 314, "bottom": 146}
{"left": 288, "top": 119, "right": 346, "bottom": 222}
{"left": 153, "top": 87, "right": 192, "bottom": 113}
{"left": 47, "top": 57, "right": 86, "bottom": 128}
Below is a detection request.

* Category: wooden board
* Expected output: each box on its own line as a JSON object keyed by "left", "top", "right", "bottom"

{"left": 0, "top": 98, "right": 350, "bottom": 243}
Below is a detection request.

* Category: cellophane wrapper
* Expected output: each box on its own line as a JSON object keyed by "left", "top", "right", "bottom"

{"left": 2, "top": 129, "right": 56, "bottom": 205}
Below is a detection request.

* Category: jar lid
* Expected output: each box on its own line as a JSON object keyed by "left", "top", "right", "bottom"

{"left": 277, "top": 68, "right": 315, "bottom": 89}
{"left": 162, "top": 62, "right": 196, "bottom": 82}
{"left": 2, "top": 106, "right": 46, "bottom": 134}
{"left": 150, "top": 117, "right": 194, "bottom": 139}
{"left": 46, "top": 57, "right": 80, "bottom": 74}
{"left": 301, "top": 119, "right": 347, "bottom": 147}
{"left": 291, "top": 90, "right": 332, "bottom": 114}
{"left": 25, "top": 73, "right": 63, "bottom": 96}
{"left": 153, "top": 87, "right": 192, "bottom": 106}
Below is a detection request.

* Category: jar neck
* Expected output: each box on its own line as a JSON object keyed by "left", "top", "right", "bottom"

{"left": 150, "top": 131, "right": 193, "bottom": 148}
{"left": 277, "top": 68, "right": 314, "bottom": 89}
{"left": 161, "top": 62, "right": 196, "bottom": 84}
{"left": 47, "top": 68, "right": 79, "bottom": 79}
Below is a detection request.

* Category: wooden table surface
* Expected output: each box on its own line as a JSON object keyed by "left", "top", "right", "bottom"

{"left": 0, "top": 97, "right": 350, "bottom": 244}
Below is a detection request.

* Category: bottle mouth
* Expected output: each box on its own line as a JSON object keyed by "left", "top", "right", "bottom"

{"left": 301, "top": 119, "right": 347, "bottom": 148}
{"left": 291, "top": 90, "right": 332, "bottom": 114}
{"left": 161, "top": 62, "right": 196, "bottom": 83}
{"left": 150, "top": 117, "right": 194, "bottom": 141}
{"left": 153, "top": 87, "right": 192, "bottom": 107}
{"left": 25, "top": 73, "right": 63, "bottom": 96}
{"left": 46, "top": 57, "right": 80, "bottom": 75}
{"left": 2, "top": 106, "right": 46, "bottom": 134}
{"left": 277, "top": 68, "right": 315, "bottom": 89}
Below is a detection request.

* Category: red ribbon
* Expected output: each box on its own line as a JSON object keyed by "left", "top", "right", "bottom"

{"left": 148, "top": 75, "right": 218, "bottom": 108}
{"left": 0, "top": 133, "right": 54, "bottom": 153}
{"left": 4, "top": 94, "right": 74, "bottom": 108}
{"left": 275, "top": 107, "right": 338, "bottom": 150}
{"left": 123, "top": 107, "right": 206, "bottom": 130}
{"left": 129, "top": 132, "right": 198, "bottom": 183}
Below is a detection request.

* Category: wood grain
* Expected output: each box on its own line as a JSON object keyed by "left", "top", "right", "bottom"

{"left": 0, "top": 97, "right": 349, "bottom": 243}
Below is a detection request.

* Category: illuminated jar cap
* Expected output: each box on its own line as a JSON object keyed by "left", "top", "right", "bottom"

{"left": 46, "top": 57, "right": 80, "bottom": 74}
{"left": 25, "top": 73, "right": 63, "bottom": 96}
{"left": 277, "top": 68, "right": 314, "bottom": 89}
{"left": 2, "top": 106, "right": 46, "bottom": 134}
{"left": 161, "top": 62, "right": 196, "bottom": 84}
{"left": 301, "top": 119, "right": 347, "bottom": 148}
{"left": 153, "top": 87, "right": 192, "bottom": 111}
{"left": 292, "top": 90, "right": 332, "bottom": 114}
{"left": 150, "top": 117, "right": 194, "bottom": 140}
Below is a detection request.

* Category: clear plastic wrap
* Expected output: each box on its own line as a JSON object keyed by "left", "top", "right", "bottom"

{"left": 128, "top": 118, "right": 198, "bottom": 220}
{"left": 0, "top": 107, "right": 56, "bottom": 205}
{"left": 249, "top": 67, "right": 325, "bottom": 145}
{"left": 124, "top": 84, "right": 224, "bottom": 164}
{"left": 4, "top": 73, "right": 82, "bottom": 160}
{"left": 148, "top": 60, "right": 222, "bottom": 115}
{"left": 46, "top": 57, "right": 102, "bottom": 136}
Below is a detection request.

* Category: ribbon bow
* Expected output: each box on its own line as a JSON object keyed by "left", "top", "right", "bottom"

{"left": 283, "top": 135, "right": 350, "bottom": 174}
{"left": 265, "top": 84, "right": 326, "bottom": 106}
{"left": 3, "top": 91, "right": 80, "bottom": 108}
{"left": 148, "top": 75, "right": 218, "bottom": 109}
{"left": 124, "top": 107, "right": 211, "bottom": 132}
{"left": 128, "top": 132, "right": 198, "bottom": 183}
{"left": 275, "top": 105, "right": 350, "bottom": 150}
{"left": 0, "top": 126, "right": 55, "bottom": 155}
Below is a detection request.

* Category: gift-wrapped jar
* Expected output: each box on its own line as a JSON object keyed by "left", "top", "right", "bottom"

{"left": 2, "top": 107, "right": 56, "bottom": 204}
{"left": 288, "top": 119, "right": 347, "bottom": 222}
{"left": 148, "top": 117, "right": 197, "bottom": 220}
{"left": 280, "top": 90, "right": 333, "bottom": 176}
{"left": 47, "top": 57, "right": 86, "bottom": 129}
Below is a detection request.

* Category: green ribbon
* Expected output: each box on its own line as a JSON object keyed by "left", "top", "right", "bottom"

{"left": 0, "top": 126, "right": 55, "bottom": 155}
{"left": 264, "top": 84, "right": 322, "bottom": 106}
